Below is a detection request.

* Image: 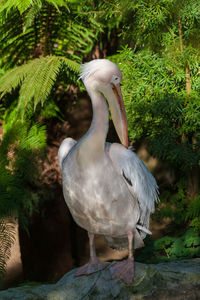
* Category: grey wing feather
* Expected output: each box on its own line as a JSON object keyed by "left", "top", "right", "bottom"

{"left": 108, "top": 143, "right": 159, "bottom": 238}
{"left": 58, "top": 138, "right": 76, "bottom": 170}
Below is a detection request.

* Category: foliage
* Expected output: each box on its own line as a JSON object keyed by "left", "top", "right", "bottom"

{"left": 76, "top": 0, "right": 122, "bottom": 55}
{"left": 0, "top": 0, "right": 120, "bottom": 116}
{"left": 113, "top": 0, "right": 200, "bottom": 262}
{"left": 0, "top": 0, "right": 101, "bottom": 68}
{"left": 119, "top": 0, "right": 200, "bottom": 52}
{"left": 137, "top": 228, "right": 200, "bottom": 263}
{"left": 0, "top": 0, "right": 69, "bottom": 14}
{"left": 0, "top": 219, "right": 15, "bottom": 279}
{"left": 136, "top": 179, "right": 200, "bottom": 263}
{"left": 113, "top": 45, "right": 200, "bottom": 260}
{"left": 0, "top": 56, "right": 80, "bottom": 117}
{"left": 186, "top": 195, "right": 200, "bottom": 232}
{"left": 0, "top": 117, "right": 46, "bottom": 217}
{"left": 154, "top": 181, "right": 188, "bottom": 228}
{"left": 0, "top": 117, "right": 46, "bottom": 278}
{"left": 113, "top": 48, "right": 200, "bottom": 171}
{"left": 154, "top": 179, "right": 200, "bottom": 231}
{"left": 115, "top": 0, "right": 200, "bottom": 172}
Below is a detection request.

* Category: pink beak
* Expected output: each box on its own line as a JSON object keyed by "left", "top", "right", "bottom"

{"left": 111, "top": 83, "right": 128, "bottom": 148}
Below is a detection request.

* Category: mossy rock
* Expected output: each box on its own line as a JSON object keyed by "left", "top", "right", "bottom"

{"left": 0, "top": 259, "right": 200, "bottom": 300}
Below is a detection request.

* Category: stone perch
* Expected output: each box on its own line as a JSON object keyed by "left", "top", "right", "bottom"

{"left": 0, "top": 259, "right": 200, "bottom": 299}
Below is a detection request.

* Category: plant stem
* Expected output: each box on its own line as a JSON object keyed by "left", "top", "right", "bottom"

{"left": 178, "top": 19, "right": 183, "bottom": 52}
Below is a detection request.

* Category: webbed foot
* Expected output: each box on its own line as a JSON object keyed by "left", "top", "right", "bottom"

{"left": 109, "top": 257, "right": 134, "bottom": 284}
{"left": 75, "top": 259, "right": 109, "bottom": 276}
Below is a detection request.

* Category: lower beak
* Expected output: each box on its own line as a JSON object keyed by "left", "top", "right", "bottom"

{"left": 109, "top": 83, "right": 128, "bottom": 148}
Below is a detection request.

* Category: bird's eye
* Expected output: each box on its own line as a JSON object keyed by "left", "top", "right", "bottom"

{"left": 111, "top": 75, "right": 120, "bottom": 84}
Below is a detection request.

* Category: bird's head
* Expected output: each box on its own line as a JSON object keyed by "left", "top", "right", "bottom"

{"left": 79, "top": 59, "right": 128, "bottom": 148}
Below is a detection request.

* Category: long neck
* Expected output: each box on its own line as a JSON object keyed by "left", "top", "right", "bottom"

{"left": 89, "top": 89, "right": 109, "bottom": 147}
{"left": 77, "top": 89, "right": 109, "bottom": 166}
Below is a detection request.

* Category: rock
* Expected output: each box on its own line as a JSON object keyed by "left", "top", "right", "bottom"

{"left": 0, "top": 259, "right": 200, "bottom": 300}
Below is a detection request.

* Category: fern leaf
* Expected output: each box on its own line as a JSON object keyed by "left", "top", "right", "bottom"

{"left": 0, "top": 56, "right": 80, "bottom": 113}
{"left": 20, "top": 122, "right": 46, "bottom": 150}
{"left": 23, "top": 3, "right": 42, "bottom": 31}
{"left": 0, "top": 0, "right": 33, "bottom": 14}
{"left": 186, "top": 195, "right": 200, "bottom": 219}
{"left": 0, "top": 63, "right": 33, "bottom": 97}
{"left": 18, "top": 56, "right": 60, "bottom": 110}
{"left": 45, "top": 0, "right": 70, "bottom": 10}
{"left": 0, "top": 218, "right": 16, "bottom": 278}
{"left": 61, "top": 57, "right": 80, "bottom": 73}
{"left": 0, "top": 0, "right": 69, "bottom": 14}
{"left": 33, "top": 56, "right": 62, "bottom": 107}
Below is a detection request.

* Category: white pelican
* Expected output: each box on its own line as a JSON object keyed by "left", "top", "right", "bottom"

{"left": 58, "top": 59, "right": 159, "bottom": 284}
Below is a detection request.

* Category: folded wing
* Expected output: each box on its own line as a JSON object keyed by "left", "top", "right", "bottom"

{"left": 107, "top": 143, "right": 159, "bottom": 238}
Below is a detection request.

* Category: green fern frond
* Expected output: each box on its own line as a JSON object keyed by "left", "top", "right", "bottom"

{"left": 23, "top": 3, "right": 42, "bottom": 31}
{"left": 0, "top": 1, "right": 101, "bottom": 68}
{"left": 23, "top": 0, "right": 70, "bottom": 30}
{"left": 0, "top": 55, "right": 80, "bottom": 114}
{"left": 45, "top": 0, "right": 70, "bottom": 10}
{"left": 33, "top": 56, "right": 62, "bottom": 107}
{"left": 186, "top": 195, "right": 200, "bottom": 233}
{"left": 20, "top": 122, "right": 46, "bottom": 150}
{"left": 2, "top": 118, "right": 46, "bottom": 153}
{"left": 186, "top": 195, "right": 200, "bottom": 220}
{"left": 0, "top": 218, "right": 16, "bottom": 278}
{"left": 61, "top": 57, "right": 80, "bottom": 73}
{"left": 0, "top": 0, "right": 69, "bottom": 14}
{"left": 0, "top": 118, "right": 46, "bottom": 214}
{"left": 0, "top": 0, "right": 33, "bottom": 14}
{"left": 18, "top": 56, "right": 62, "bottom": 110}
{"left": 0, "top": 63, "right": 33, "bottom": 97}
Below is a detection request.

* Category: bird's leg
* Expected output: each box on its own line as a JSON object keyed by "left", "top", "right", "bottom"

{"left": 88, "top": 232, "right": 99, "bottom": 264}
{"left": 109, "top": 230, "right": 134, "bottom": 284}
{"left": 127, "top": 230, "right": 134, "bottom": 260}
{"left": 74, "top": 232, "right": 108, "bottom": 277}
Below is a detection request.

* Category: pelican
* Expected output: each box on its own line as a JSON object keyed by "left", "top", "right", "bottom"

{"left": 58, "top": 59, "right": 159, "bottom": 284}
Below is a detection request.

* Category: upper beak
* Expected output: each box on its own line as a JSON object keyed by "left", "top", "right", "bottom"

{"left": 107, "top": 83, "right": 128, "bottom": 148}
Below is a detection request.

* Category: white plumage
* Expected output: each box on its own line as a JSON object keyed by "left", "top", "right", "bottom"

{"left": 79, "top": 59, "right": 118, "bottom": 82}
{"left": 108, "top": 143, "right": 159, "bottom": 237}
{"left": 58, "top": 59, "right": 159, "bottom": 283}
